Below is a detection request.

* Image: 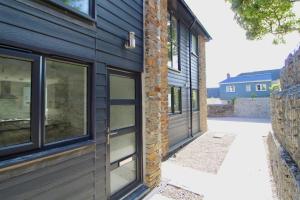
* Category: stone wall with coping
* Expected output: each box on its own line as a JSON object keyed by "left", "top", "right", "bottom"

{"left": 208, "top": 104, "right": 234, "bottom": 117}
{"left": 234, "top": 97, "right": 270, "bottom": 119}
{"left": 269, "top": 46, "right": 300, "bottom": 200}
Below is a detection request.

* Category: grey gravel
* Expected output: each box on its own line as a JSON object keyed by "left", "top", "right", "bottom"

{"left": 169, "top": 131, "right": 236, "bottom": 174}
{"left": 159, "top": 184, "right": 203, "bottom": 200}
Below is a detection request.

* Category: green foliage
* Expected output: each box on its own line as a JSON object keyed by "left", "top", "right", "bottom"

{"left": 231, "top": 97, "right": 237, "bottom": 104}
{"left": 251, "top": 93, "right": 257, "bottom": 99}
{"left": 226, "top": 0, "right": 300, "bottom": 44}
{"left": 270, "top": 83, "right": 281, "bottom": 92}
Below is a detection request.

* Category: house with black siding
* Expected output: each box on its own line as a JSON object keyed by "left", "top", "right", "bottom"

{"left": 0, "top": 0, "right": 211, "bottom": 199}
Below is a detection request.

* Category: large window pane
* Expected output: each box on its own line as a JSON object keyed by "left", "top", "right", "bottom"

{"left": 192, "top": 34, "right": 198, "bottom": 54}
{"left": 168, "top": 87, "right": 172, "bottom": 113}
{"left": 110, "top": 105, "right": 135, "bottom": 130}
{"left": 0, "top": 56, "right": 32, "bottom": 148}
{"left": 192, "top": 89, "right": 199, "bottom": 110}
{"left": 110, "top": 132, "right": 135, "bottom": 163}
{"left": 45, "top": 59, "right": 87, "bottom": 144}
{"left": 110, "top": 75, "right": 135, "bottom": 100}
{"left": 110, "top": 159, "right": 136, "bottom": 195}
{"left": 173, "top": 87, "right": 181, "bottom": 113}
{"left": 59, "top": 0, "right": 89, "bottom": 14}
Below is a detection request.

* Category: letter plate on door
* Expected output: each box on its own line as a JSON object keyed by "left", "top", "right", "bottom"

{"left": 119, "top": 157, "right": 133, "bottom": 167}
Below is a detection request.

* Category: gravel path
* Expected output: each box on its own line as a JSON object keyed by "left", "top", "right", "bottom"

{"left": 169, "top": 131, "right": 236, "bottom": 174}
{"left": 159, "top": 184, "right": 204, "bottom": 200}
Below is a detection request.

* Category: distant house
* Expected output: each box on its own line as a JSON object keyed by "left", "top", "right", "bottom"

{"left": 207, "top": 87, "right": 220, "bottom": 98}
{"left": 219, "top": 69, "right": 281, "bottom": 100}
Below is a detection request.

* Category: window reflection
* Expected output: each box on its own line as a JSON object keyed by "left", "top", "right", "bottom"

{"left": 59, "top": 0, "right": 89, "bottom": 14}
{"left": 45, "top": 59, "right": 87, "bottom": 143}
{"left": 0, "top": 56, "right": 32, "bottom": 148}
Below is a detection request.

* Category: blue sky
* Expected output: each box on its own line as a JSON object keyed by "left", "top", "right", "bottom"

{"left": 185, "top": 0, "right": 300, "bottom": 87}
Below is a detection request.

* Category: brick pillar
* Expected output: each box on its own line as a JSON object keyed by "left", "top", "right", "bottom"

{"left": 160, "top": 0, "right": 169, "bottom": 158}
{"left": 198, "top": 34, "right": 208, "bottom": 132}
{"left": 144, "top": 0, "right": 168, "bottom": 188}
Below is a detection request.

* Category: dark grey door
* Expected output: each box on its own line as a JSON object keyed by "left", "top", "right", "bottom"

{"left": 107, "top": 69, "right": 141, "bottom": 199}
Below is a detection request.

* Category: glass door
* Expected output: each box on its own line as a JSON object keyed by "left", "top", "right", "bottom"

{"left": 107, "top": 69, "right": 141, "bottom": 199}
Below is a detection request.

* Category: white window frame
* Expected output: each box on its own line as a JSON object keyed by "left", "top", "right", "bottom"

{"left": 246, "top": 84, "right": 251, "bottom": 92}
{"left": 226, "top": 85, "right": 236, "bottom": 93}
{"left": 256, "top": 83, "right": 267, "bottom": 91}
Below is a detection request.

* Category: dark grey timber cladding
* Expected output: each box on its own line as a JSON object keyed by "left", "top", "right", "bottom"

{"left": 0, "top": 0, "right": 98, "bottom": 199}
{"left": 168, "top": 22, "right": 191, "bottom": 148}
{"left": 0, "top": 0, "right": 144, "bottom": 199}
{"left": 95, "top": 62, "right": 107, "bottom": 200}
{"left": 0, "top": 0, "right": 96, "bottom": 61}
{"left": 0, "top": 145, "right": 96, "bottom": 200}
{"left": 96, "top": 0, "right": 143, "bottom": 72}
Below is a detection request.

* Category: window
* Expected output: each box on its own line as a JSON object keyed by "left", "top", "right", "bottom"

{"left": 226, "top": 85, "right": 235, "bottom": 93}
{"left": 45, "top": 59, "right": 88, "bottom": 144}
{"left": 256, "top": 83, "right": 267, "bottom": 91}
{"left": 191, "top": 34, "right": 198, "bottom": 55}
{"left": 168, "top": 12, "right": 179, "bottom": 71}
{"left": 0, "top": 48, "right": 90, "bottom": 157}
{"left": 49, "top": 0, "right": 94, "bottom": 17}
{"left": 168, "top": 86, "right": 182, "bottom": 114}
{"left": 168, "top": 87, "right": 172, "bottom": 113}
{"left": 246, "top": 84, "right": 251, "bottom": 92}
{"left": 192, "top": 89, "right": 199, "bottom": 110}
{"left": 0, "top": 55, "right": 33, "bottom": 151}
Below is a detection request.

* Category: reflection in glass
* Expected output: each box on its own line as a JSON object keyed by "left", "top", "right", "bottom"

{"left": 0, "top": 56, "right": 32, "bottom": 148}
{"left": 168, "top": 87, "right": 172, "bottom": 113}
{"left": 110, "top": 75, "right": 135, "bottom": 100}
{"left": 59, "top": 0, "right": 89, "bottom": 14}
{"left": 173, "top": 87, "right": 181, "bottom": 113}
{"left": 110, "top": 159, "right": 136, "bottom": 194}
{"left": 45, "top": 59, "right": 87, "bottom": 143}
{"left": 192, "top": 89, "right": 199, "bottom": 110}
{"left": 110, "top": 132, "right": 135, "bottom": 163}
{"left": 110, "top": 105, "right": 135, "bottom": 130}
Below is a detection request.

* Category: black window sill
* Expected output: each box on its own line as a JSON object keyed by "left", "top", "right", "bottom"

{"left": 168, "top": 67, "right": 181, "bottom": 73}
{"left": 0, "top": 140, "right": 95, "bottom": 170}
{"left": 46, "top": 0, "right": 96, "bottom": 23}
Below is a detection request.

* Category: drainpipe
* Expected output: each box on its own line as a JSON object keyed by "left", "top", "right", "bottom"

{"left": 188, "top": 18, "right": 196, "bottom": 137}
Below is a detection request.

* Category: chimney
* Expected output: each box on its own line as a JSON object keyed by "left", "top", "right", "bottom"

{"left": 227, "top": 73, "right": 231, "bottom": 79}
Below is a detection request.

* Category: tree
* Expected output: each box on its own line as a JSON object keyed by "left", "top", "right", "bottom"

{"left": 226, "top": 0, "right": 300, "bottom": 44}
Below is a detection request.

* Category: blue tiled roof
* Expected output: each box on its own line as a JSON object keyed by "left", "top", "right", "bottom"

{"left": 220, "top": 73, "right": 272, "bottom": 84}
{"left": 238, "top": 69, "right": 281, "bottom": 80}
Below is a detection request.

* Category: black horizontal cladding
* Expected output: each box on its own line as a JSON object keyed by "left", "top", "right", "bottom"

{"left": 0, "top": 152, "right": 95, "bottom": 199}
{"left": 168, "top": 20, "right": 192, "bottom": 148}
{"left": 96, "top": 0, "right": 143, "bottom": 72}
{"left": 0, "top": 1, "right": 99, "bottom": 199}
{"left": 0, "top": 1, "right": 96, "bottom": 61}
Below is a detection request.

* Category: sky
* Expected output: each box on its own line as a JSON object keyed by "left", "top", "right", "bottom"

{"left": 185, "top": 0, "right": 300, "bottom": 87}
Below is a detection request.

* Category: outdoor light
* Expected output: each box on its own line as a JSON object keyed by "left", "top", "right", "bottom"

{"left": 125, "top": 32, "right": 136, "bottom": 49}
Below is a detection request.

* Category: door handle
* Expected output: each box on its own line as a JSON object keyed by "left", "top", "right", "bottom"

{"left": 109, "top": 131, "right": 118, "bottom": 136}
{"left": 107, "top": 134, "right": 110, "bottom": 145}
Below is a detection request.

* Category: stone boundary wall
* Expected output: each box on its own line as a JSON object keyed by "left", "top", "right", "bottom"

{"left": 267, "top": 133, "right": 300, "bottom": 200}
{"left": 269, "top": 46, "right": 300, "bottom": 200}
{"left": 207, "top": 104, "right": 234, "bottom": 117}
{"left": 207, "top": 98, "right": 270, "bottom": 118}
{"left": 234, "top": 98, "right": 270, "bottom": 119}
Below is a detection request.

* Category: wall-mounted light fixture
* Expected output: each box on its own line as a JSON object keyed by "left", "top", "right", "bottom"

{"left": 125, "top": 32, "right": 136, "bottom": 49}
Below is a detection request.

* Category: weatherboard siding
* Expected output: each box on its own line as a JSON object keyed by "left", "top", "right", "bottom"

{"left": 0, "top": 0, "right": 143, "bottom": 199}
{"left": 168, "top": 20, "right": 202, "bottom": 148}
{"left": 219, "top": 81, "right": 272, "bottom": 100}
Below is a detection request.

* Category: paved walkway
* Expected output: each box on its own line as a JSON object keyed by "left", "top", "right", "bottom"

{"left": 145, "top": 117, "right": 277, "bottom": 200}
